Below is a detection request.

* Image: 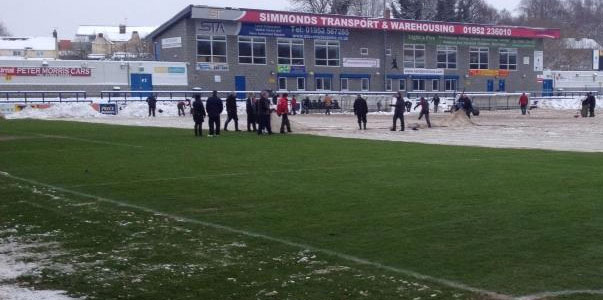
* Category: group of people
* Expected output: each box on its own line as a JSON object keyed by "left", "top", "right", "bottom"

{"left": 186, "top": 90, "right": 294, "bottom": 137}
{"left": 147, "top": 90, "right": 598, "bottom": 138}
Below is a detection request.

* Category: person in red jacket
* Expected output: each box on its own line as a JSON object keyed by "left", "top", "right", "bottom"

{"left": 291, "top": 95, "right": 298, "bottom": 115}
{"left": 277, "top": 93, "right": 292, "bottom": 134}
{"left": 519, "top": 93, "right": 529, "bottom": 115}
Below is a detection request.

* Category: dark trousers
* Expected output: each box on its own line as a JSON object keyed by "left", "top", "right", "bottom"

{"left": 208, "top": 116, "right": 220, "bottom": 135}
{"left": 258, "top": 115, "right": 272, "bottom": 135}
{"left": 465, "top": 108, "right": 472, "bottom": 118}
{"left": 433, "top": 103, "right": 439, "bottom": 113}
{"left": 148, "top": 106, "right": 156, "bottom": 117}
{"left": 280, "top": 114, "right": 292, "bottom": 133}
{"left": 520, "top": 105, "right": 527, "bottom": 115}
{"left": 224, "top": 114, "right": 239, "bottom": 130}
{"left": 419, "top": 111, "right": 432, "bottom": 128}
{"left": 357, "top": 114, "right": 367, "bottom": 129}
{"left": 178, "top": 107, "right": 185, "bottom": 116}
{"left": 393, "top": 112, "right": 404, "bottom": 131}
{"left": 247, "top": 114, "right": 257, "bottom": 131}
{"left": 194, "top": 122, "right": 203, "bottom": 136}
{"left": 590, "top": 106, "right": 596, "bottom": 117}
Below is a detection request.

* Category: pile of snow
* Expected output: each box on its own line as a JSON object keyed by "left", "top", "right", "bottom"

{"left": 536, "top": 96, "right": 602, "bottom": 110}
{"left": 6, "top": 103, "right": 106, "bottom": 120}
{"left": 439, "top": 110, "right": 476, "bottom": 127}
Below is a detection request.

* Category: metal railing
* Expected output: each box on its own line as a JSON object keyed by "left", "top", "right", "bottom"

{"left": 0, "top": 91, "right": 89, "bottom": 103}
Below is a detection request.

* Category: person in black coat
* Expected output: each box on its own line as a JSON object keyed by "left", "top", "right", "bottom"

{"left": 353, "top": 94, "right": 368, "bottom": 130}
{"left": 256, "top": 90, "right": 273, "bottom": 135}
{"left": 405, "top": 100, "right": 412, "bottom": 112}
{"left": 192, "top": 95, "right": 206, "bottom": 137}
{"left": 587, "top": 92, "right": 596, "bottom": 117}
{"left": 245, "top": 93, "right": 257, "bottom": 132}
{"left": 205, "top": 90, "right": 224, "bottom": 136}
{"left": 431, "top": 95, "right": 441, "bottom": 113}
{"left": 224, "top": 92, "right": 240, "bottom": 131}
{"left": 391, "top": 92, "right": 406, "bottom": 131}
{"left": 146, "top": 94, "right": 157, "bottom": 117}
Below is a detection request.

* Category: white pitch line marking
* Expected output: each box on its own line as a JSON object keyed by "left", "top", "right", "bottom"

{"left": 0, "top": 170, "right": 510, "bottom": 300}
{"left": 517, "top": 290, "right": 603, "bottom": 300}
{"left": 37, "top": 134, "right": 143, "bottom": 148}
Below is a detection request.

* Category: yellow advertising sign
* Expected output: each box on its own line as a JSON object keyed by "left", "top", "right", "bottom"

{"left": 468, "top": 69, "right": 510, "bottom": 78}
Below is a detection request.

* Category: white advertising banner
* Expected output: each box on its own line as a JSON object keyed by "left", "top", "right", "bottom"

{"left": 161, "top": 37, "right": 182, "bottom": 49}
{"left": 594, "top": 50, "right": 600, "bottom": 71}
{"left": 342, "top": 58, "right": 380, "bottom": 68}
{"left": 534, "top": 51, "right": 544, "bottom": 72}
{"left": 403, "top": 68, "right": 445, "bottom": 76}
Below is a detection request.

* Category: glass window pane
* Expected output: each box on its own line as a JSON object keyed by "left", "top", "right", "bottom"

{"left": 239, "top": 42, "right": 251, "bottom": 57}
{"left": 198, "top": 41, "right": 211, "bottom": 56}
{"left": 253, "top": 42, "right": 266, "bottom": 58}
{"left": 278, "top": 44, "right": 289, "bottom": 59}
{"left": 328, "top": 47, "right": 338, "bottom": 60}
{"left": 316, "top": 47, "right": 326, "bottom": 59}
{"left": 213, "top": 41, "right": 226, "bottom": 56}
{"left": 292, "top": 44, "right": 304, "bottom": 58}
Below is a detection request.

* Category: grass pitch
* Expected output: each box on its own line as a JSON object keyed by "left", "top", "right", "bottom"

{"left": 1, "top": 119, "right": 603, "bottom": 299}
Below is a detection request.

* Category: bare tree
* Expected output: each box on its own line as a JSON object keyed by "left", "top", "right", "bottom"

{"left": 330, "top": 0, "right": 354, "bottom": 14}
{"left": 290, "top": 0, "right": 332, "bottom": 13}
{"left": 435, "top": 0, "right": 457, "bottom": 22}
{"left": 0, "top": 22, "right": 9, "bottom": 36}
{"left": 349, "top": 0, "right": 385, "bottom": 17}
{"left": 390, "top": 0, "right": 438, "bottom": 20}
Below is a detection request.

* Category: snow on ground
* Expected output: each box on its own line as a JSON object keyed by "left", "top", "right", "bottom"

{"left": 3, "top": 97, "right": 603, "bottom": 153}
{"left": 0, "top": 229, "right": 78, "bottom": 300}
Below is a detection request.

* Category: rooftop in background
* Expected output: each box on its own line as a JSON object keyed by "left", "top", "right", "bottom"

{"left": 0, "top": 37, "right": 56, "bottom": 50}
{"left": 563, "top": 38, "right": 603, "bottom": 50}
{"left": 76, "top": 25, "right": 158, "bottom": 42}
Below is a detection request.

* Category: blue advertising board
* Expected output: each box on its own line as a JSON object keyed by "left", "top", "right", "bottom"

{"left": 99, "top": 103, "right": 118, "bottom": 115}
{"left": 239, "top": 23, "right": 349, "bottom": 40}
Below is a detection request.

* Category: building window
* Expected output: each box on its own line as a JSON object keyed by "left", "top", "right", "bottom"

{"left": 432, "top": 80, "right": 440, "bottom": 91}
{"left": 278, "top": 77, "right": 287, "bottom": 91}
{"left": 386, "top": 79, "right": 393, "bottom": 91}
{"left": 297, "top": 77, "right": 306, "bottom": 91}
{"left": 403, "top": 44, "right": 425, "bottom": 68}
{"left": 470, "top": 47, "right": 489, "bottom": 69}
{"left": 12, "top": 50, "right": 22, "bottom": 56}
{"left": 399, "top": 79, "right": 406, "bottom": 91}
{"left": 437, "top": 46, "right": 457, "bottom": 69}
{"left": 360, "top": 48, "right": 369, "bottom": 56}
{"left": 197, "top": 35, "right": 227, "bottom": 63}
{"left": 499, "top": 48, "right": 518, "bottom": 70}
{"left": 238, "top": 36, "right": 266, "bottom": 64}
{"left": 315, "top": 40, "right": 340, "bottom": 66}
{"left": 278, "top": 38, "right": 304, "bottom": 66}
{"left": 361, "top": 78, "right": 370, "bottom": 91}
{"left": 36, "top": 51, "right": 45, "bottom": 57}
{"left": 340, "top": 78, "right": 349, "bottom": 91}
{"left": 385, "top": 48, "right": 392, "bottom": 56}
{"left": 316, "top": 77, "right": 332, "bottom": 91}
{"left": 445, "top": 79, "right": 457, "bottom": 91}
{"left": 412, "top": 79, "right": 425, "bottom": 91}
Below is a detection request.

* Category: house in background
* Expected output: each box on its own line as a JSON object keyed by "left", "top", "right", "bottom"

{"left": 0, "top": 37, "right": 58, "bottom": 60}
{"left": 76, "top": 25, "right": 157, "bottom": 60}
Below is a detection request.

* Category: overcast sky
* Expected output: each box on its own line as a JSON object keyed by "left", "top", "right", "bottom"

{"left": 0, "top": 0, "right": 522, "bottom": 39}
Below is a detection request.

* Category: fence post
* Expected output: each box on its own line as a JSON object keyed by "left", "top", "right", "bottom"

{"left": 59, "top": 92, "right": 62, "bottom": 103}
{"left": 24, "top": 92, "right": 27, "bottom": 103}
